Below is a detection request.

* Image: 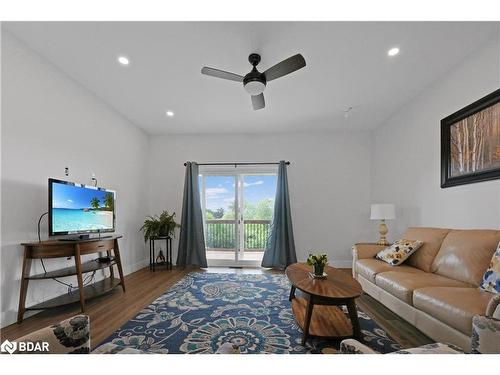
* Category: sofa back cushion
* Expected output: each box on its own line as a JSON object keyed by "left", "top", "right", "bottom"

{"left": 404, "top": 227, "right": 450, "bottom": 272}
{"left": 432, "top": 229, "right": 500, "bottom": 286}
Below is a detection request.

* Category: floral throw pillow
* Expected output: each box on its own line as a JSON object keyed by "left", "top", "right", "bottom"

{"left": 375, "top": 239, "right": 423, "bottom": 266}
{"left": 479, "top": 242, "right": 500, "bottom": 294}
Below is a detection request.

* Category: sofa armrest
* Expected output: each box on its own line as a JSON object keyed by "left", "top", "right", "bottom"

{"left": 14, "top": 315, "right": 90, "bottom": 354}
{"left": 353, "top": 243, "right": 386, "bottom": 259}
{"left": 352, "top": 243, "right": 387, "bottom": 277}
{"left": 486, "top": 294, "right": 500, "bottom": 319}
{"left": 340, "top": 339, "right": 378, "bottom": 354}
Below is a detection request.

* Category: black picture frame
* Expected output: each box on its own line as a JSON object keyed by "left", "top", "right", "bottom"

{"left": 441, "top": 88, "right": 500, "bottom": 188}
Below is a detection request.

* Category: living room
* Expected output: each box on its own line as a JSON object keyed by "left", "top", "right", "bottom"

{"left": 1, "top": 1, "right": 499, "bottom": 373}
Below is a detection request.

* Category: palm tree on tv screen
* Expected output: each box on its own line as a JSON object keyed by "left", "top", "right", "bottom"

{"left": 104, "top": 192, "right": 114, "bottom": 211}
{"left": 90, "top": 197, "right": 100, "bottom": 210}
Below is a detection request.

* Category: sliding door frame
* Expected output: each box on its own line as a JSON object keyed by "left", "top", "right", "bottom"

{"left": 199, "top": 165, "right": 278, "bottom": 267}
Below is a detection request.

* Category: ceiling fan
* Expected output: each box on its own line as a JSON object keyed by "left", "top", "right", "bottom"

{"left": 201, "top": 53, "right": 306, "bottom": 110}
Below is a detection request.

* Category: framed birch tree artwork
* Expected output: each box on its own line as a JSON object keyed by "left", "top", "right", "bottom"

{"left": 441, "top": 88, "right": 500, "bottom": 188}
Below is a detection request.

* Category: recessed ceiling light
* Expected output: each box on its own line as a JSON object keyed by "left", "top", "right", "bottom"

{"left": 387, "top": 47, "right": 400, "bottom": 57}
{"left": 117, "top": 56, "right": 130, "bottom": 65}
{"left": 166, "top": 110, "right": 174, "bottom": 117}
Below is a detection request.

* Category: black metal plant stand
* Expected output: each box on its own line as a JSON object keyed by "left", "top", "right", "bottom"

{"left": 149, "top": 236, "right": 172, "bottom": 271}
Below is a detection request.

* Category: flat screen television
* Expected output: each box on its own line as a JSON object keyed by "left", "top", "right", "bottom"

{"left": 48, "top": 178, "right": 116, "bottom": 237}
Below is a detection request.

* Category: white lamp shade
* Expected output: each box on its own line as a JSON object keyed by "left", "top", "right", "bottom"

{"left": 370, "top": 204, "right": 396, "bottom": 220}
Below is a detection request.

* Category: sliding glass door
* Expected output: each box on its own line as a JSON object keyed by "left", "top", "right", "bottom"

{"left": 199, "top": 168, "right": 277, "bottom": 266}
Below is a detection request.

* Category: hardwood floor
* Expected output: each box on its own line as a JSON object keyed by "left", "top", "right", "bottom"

{"left": 0, "top": 266, "right": 432, "bottom": 350}
{"left": 356, "top": 293, "right": 432, "bottom": 348}
{"left": 1, "top": 266, "right": 192, "bottom": 348}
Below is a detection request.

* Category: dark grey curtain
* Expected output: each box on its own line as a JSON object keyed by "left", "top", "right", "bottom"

{"left": 261, "top": 161, "right": 297, "bottom": 269}
{"left": 176, "top": 162, "right": 207, "bottom": 268}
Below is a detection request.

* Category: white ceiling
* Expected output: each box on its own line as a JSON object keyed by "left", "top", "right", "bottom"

{"left": 4, "top": 22, "right": 498, "bottom": 135}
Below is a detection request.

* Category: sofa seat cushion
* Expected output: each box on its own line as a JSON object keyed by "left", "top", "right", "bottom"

{"left": 355, "top": 258, "right": 421, "bottom": 283}
{"left": 375, "top": 271, "right": 470, "bottom": 305}
{"left": 413, "top": 287, "right": 494, "bottom": 335}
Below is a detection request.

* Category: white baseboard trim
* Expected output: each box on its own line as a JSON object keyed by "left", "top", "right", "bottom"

{"left": 123, "top": 258, "right": 149, "bottom": 274}
{"left": 206, "top": 259, "right": 353, "bottom": 269}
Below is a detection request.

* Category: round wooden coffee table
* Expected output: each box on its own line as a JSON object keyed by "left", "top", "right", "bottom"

{"left": 285, "top": 262, "right": 362, "bottom": 345}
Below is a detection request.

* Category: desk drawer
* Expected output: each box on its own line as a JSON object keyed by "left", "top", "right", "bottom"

{"left": 30, "top": 245, "right": 74, "bottom": 259}
{"left": 78, "top": 239, "right": 114, "bottom": 255}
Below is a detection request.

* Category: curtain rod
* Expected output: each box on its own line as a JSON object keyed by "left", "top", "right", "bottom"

{"left": 183, "top": 161, "right": 290, "bottom": 166}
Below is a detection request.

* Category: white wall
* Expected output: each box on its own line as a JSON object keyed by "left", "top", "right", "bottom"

{"left": 5, "top": 24, "right": 497, "bottom": 330}
{"left": 1, "top": 33, "right": 149, "bottom": 327}
{"left": 371, "top": 37, "right": 500, "bottom": 239}
{"left": 147, "top": 132, "right": 373, "bottom": 267}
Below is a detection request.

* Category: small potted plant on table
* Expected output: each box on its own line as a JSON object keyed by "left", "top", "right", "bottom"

{"left": 307, "top": 253, "right": 328, "bottom": 279}
{"left": 140, "top": 211, "right": 180, "bottom": 241}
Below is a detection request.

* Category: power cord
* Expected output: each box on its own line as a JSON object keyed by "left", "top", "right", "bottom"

{"left": 40, "top": 259, "right": 97, "bottom": 294}
{"left": 37, "top": 211, "right": 48, "bottom": 242}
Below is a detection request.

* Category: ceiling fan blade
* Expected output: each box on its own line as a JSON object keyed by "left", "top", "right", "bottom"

{"left": 264, "top": 54, "right": 306, "bottom": 82}
{"left": 251, "top": 93, "right": 265, "bottom": 110}
{"left": 201, "top": 67, "right": 243, "bottom": 82}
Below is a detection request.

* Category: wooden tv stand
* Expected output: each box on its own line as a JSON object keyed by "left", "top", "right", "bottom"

{"left": 17, "top": 235, "right": 125, "bottom": 323}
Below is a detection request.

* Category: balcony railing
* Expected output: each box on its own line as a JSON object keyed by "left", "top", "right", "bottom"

{"left": 205, "top": 219, "right": 271, "bottom": 251}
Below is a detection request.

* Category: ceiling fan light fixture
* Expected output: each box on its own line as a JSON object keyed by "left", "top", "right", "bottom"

{"left": 387, "top": 47, "right": 400, "bottom": 57}
{"left": 244, "top": 80, "right": 266, "bottom": 95}
{"left": 201, "top": 52, "right": 306, "bottom": 110}
{"left": 117, "top": 56, "right": 130, "bottom": 65}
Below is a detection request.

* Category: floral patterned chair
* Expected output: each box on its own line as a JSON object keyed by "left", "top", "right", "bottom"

{"left": 339, "top": 340, "right": 463, "bottom": 354}
{"left": 12, "top": 315, "right": 90, "bottom": 354}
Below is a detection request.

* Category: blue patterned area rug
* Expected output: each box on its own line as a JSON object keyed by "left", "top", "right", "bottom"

{"left": 99, "top": 272, "right": 402, "bottom": 354}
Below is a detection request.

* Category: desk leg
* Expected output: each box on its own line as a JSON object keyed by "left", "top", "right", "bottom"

{"left": 152, "top": 240, "right": 155, "bottom": 272}
{"left": 149, "top": 240, "right": 152, "bottom": 270}
{"left": 107, "top": 250, "right": 115, "bottom": 279}
{"left": 114, "top": 239, "right": 126, "bottom": 292}
{"left": 347, "top": 299, "right": 361, "bottom": 339}
{"left": 165, "top": 238, "right": 169, "bottom": 270}
{"left": 168, "top": 237, "right": 172, "bottom": 270}
{"left": 301, "top": 295, "right": 314, "bottom": 345}
{"left": 288, "top": 285, "right": 296, "bottom": 301}
{"left": 74, "top": 244, "right": 86, "bottom": 312}
{"left": 17, "top": 246, "right": 32, "bottom": 323}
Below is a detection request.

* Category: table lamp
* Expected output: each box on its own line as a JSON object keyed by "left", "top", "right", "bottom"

{"left": 370, "top": 204, "right": 396, "bottom": 246}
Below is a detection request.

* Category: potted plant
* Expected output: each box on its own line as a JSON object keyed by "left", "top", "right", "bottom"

{"left": 139, "top": 210, "right": 180, "bottom": 242}
{"left": 306, "top": 253, "right": 328, "bottom": 278}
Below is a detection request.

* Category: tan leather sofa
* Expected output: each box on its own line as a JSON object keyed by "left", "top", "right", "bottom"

{"left": 352, "top": 227, "right": 500, "bottom": 352}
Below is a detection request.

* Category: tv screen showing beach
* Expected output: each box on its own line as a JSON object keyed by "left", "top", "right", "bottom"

{"left": 51, "top": 181, "right": 114, "bottom": 233}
